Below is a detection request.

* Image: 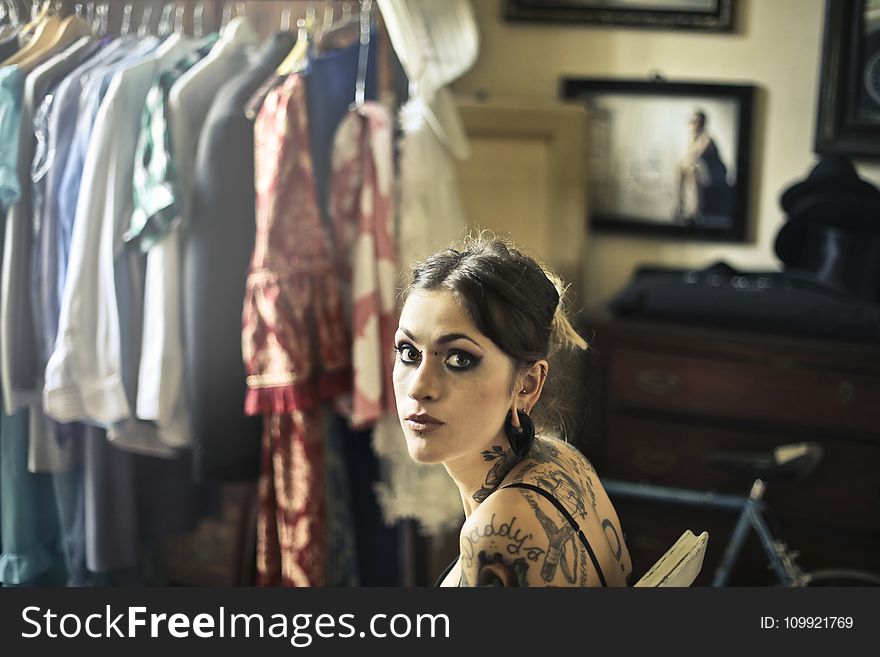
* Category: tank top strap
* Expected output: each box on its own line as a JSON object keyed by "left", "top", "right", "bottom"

{"left": 500, "top": 482, "right": 608, "bottom": 587}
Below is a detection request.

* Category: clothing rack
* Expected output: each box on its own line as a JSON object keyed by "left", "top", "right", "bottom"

{"left": 0, "top": 0, "right": 452, "bottom": 588}
{"left": 3, "top": 1, "right": 371, "bottom": 40}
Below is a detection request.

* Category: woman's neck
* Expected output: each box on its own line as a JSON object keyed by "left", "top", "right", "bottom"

{"left": 445, "top": 438, "right": 520, "bottom": 518}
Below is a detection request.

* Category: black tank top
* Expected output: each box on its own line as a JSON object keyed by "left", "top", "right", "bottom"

{"left": 434, "top": 482, "right": 608, "bottom": 587}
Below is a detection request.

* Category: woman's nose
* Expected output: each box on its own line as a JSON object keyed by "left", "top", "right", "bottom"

{"left": 408, "top": 361, "right": 440, "bottom": 401}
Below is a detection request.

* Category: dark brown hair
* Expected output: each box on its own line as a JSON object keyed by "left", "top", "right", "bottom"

{"left": 402, "top": 234, "right": 588, "bottom": 435}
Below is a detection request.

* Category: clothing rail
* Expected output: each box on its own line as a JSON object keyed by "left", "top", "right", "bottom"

{"left": 7, "top": 0, "right": 365, "bottom": 40}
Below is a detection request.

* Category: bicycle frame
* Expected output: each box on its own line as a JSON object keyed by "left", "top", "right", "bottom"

{"left": 602, "top": 478, "right": 797, "bottom": 586}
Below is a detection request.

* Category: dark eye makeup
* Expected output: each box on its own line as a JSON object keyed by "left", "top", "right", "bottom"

{"left": 393, "top": 342, "right": 481, "bottom": 371}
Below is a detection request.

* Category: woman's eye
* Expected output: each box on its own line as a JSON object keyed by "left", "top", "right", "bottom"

{"left": 445, "top": 351, "right": 475, "bottom": 370}
{"left": 395, "top": 343, "right": 420, "bottom": 365}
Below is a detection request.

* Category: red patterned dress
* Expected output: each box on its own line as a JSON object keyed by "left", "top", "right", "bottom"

{"left": 244, "top": 73, "right": 351, "bottom": 587}
{"left": 329, "top": 104, "right": 398, "bottom": 429}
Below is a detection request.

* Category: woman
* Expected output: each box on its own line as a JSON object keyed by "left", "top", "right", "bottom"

{"left": 392, "top": 236, "right": 632, "bottom": 587}
{"left": 675, "top": 110, "right": 733, "bottom": 225}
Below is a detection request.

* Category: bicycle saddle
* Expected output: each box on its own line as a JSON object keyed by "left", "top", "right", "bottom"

{"left": 704, "top": 442, "right": 823, "bottom": 482}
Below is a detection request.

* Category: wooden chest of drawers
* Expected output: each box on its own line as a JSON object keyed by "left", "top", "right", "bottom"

{"left": 575, "top": 312, "right": 880, "bottom": 585}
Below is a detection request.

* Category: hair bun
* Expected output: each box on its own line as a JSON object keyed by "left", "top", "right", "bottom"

{"left": 545, "top": 270, "right": 588, "bottom": 355}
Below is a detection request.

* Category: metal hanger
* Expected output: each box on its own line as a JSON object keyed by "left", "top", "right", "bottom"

{"left": 275, "top": 13, "right": 312, "bottom": 76}
{"left": 20, "top": 0, "right": 50, "bottom": 36}
{"left": 31, "top": 1, "right": 46, "bottom": 21}
{"left": 0, "top": 1, "right": 19, "bottom": 27}
{"left": 174, "top": 4, "right": 185, "bottom": 35}
{"left": 318, "top": 0, "right": 359, "bottom": 50}
{"left": 222, "top": 0, "right": 246, "bottom": 29}
{"left": 120, "top": 2, "right": 133, "bottom": 35}
{"left": 281, "top": 6, "right": 292, "bottom": 32}
{"left": 350, "top": 0, "right": 372, "bottom": 111}
{"left": 96, "top": 1, "right": 108, "bottom": 36}
{"left": 220, "top": 1, "right": 232, "bottom": 32}
{"left": 194, "top": 0, "right": 205, "bottom": 38}
{"left": 137, "top": 4, "right": 152, "bottom": 37}
{"left": 320, "top": 1, "right": 334, "bottom": 39}
{"left": 157, "top": 2, "right": 174, "bottom": 37}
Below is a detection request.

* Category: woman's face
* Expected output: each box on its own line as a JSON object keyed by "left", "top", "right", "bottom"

{"left": 392, "top": 288, "right": 517, "bottom": 465}
{"left": 689, "top": 112, "right": 705, "bottom": 136}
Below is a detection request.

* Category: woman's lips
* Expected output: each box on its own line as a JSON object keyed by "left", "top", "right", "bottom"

{"left": 405, "top": 419, "right": 444, "bottom": 433}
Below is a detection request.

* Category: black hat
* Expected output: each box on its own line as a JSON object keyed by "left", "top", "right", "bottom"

{"left": 780, "top": 155, "right": 880, "bottom": 214}
{"left": 775, "top": 155, "right": 880, "bottom": 302}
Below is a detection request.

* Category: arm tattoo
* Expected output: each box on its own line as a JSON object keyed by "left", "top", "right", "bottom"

{"left": 516, "top": 441, "right": 591, "bottom": 521}
{"left": 458, "top": 552, "right": 531, "bottom": 587}
{"left": 459, "top": 513, "right": 543, "bottom": 587}
{"left": 461, "top": 513, "right": 545, "bottom": 569}
{"left": 521, "top": 491, "right": 578, "bottom": 584}
{"left": 476, "top": 552, "right": 530, "bottom": 587}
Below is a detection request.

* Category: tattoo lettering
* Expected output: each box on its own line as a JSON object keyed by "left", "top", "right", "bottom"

{"left": 461, "top": 513, "right": 543, "bottom": 566}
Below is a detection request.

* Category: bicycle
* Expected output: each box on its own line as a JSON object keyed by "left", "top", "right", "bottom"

{"left": 601, "top": 442, "right": 880, "bottom": 586}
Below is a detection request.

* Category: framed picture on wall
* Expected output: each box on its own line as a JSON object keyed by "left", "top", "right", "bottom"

{"left": 505, "top": 0, "right": 736, "bottom": 32}
{"left": 815, "top": 0, "right": 880, "bottom": 158}
{"left": 562, "top": 78, "right": 755, "bottom": 241}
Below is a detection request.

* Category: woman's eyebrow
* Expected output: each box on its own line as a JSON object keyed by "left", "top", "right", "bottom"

{"left": 399, "top": 328, "right": 482, "bottom": 348}
{"left": 437, "top": 332, "right": 482, "bottom": 348}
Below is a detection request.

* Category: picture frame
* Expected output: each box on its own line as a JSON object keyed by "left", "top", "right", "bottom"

{"left": 562, "top": 78, "right": 755, "bottom": 241}
{"left": 814, "top": 0, "right": 880, "bottom": 159}
{"left": 505, "top": 0, "right": 735, "bottom": 32}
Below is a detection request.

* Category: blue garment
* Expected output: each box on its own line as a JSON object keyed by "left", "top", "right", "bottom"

{"left": 0, "top": 66, "right": 24, "bottom": 211}
{"left": 35, "top": 37, "right": 130, "bottom": 367}
{"left": 306, "top": 33, "right": 378, "bottom": 223}
{"left": 335, "top": 414, "right": 402, "bottom": 585}
{"left": 3, "top": 36, "right": 98, "bottom": 409}
{"left": 1, "top": 38, "right": 104, "bottom": 586}
{"left": 0, "top": 64, "right": 64, "bottom": 586}
{"left": 28, "top": 38, "right": 130, "bottom": 587}
{"left": 325, "top": 413, "right": 359, "bottom": 585}
{"left": 0, "top": 394, "right": 64, "bottom": 585}
{"left": 55, "top": 37, "right": 158, "bottom": 306}
{"left": 31, "top": 39, "right": 102, "bottom": 364}
{"left": 305, "top": 37, "right": 384, "bottom": 585}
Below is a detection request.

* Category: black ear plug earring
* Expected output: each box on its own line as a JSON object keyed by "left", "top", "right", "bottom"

{"left": 504, "top": 409, "right": 535, "bottom": 459}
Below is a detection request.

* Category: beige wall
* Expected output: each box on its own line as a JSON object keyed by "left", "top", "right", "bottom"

{"left": 452, "top": 0, "right": 880, "bottom": 307}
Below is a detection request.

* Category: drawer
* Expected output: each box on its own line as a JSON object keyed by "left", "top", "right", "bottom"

{"left": 608, "top": 347, "right": 880, "bottom": 435}
{"left": 602, "top": 414, "right": 880, "bottom": 533}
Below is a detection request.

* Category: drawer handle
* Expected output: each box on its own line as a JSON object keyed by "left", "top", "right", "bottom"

{"left": 838, "top": 380, "right": 855, "bottom": 404}
{"left": 635, "top": 369, "right": 681, "bottom": 395}
{"left": 633, "top": 447, "right": 678, "bottom": 476}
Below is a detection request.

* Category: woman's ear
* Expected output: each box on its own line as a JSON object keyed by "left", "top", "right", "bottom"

{"left": 517, "top": 360, "right": 549, "bottom": 415}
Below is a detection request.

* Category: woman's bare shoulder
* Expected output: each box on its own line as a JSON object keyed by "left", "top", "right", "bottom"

{"left": 460, "top": 485, "right": 584, "bottom": 586}
{"left": 506, "top": 437, "right": 599, "bottom": 514}
{"left": 459, "top": 488, "right": 547, "bottom": 587}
